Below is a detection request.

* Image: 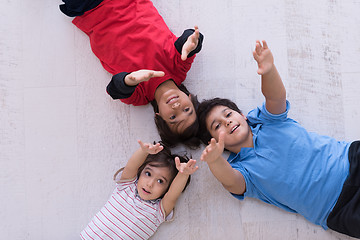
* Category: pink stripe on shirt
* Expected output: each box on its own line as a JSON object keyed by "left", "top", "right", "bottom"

{"left": 104, "top": 205, "right": 146, "bottom": 240}
{"left": 108, "top": 199, "right": 151, "bottom": 237}
{"left": 112, "top": 194, "right": 156, "bottom": 231}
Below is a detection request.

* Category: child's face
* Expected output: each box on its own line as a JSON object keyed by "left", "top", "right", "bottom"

{"left": 156, "top": 89, "right": 196, "bottom": 134}
{"left": 137, "top": 165, "right": 172, "bottom": 201}
{"left": 206, "top": 105, "right": 252, "bottom": 151}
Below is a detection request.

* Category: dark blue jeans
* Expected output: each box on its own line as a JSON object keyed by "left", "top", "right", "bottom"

{"left": 327, "top": 141, "right": 360, "bottom": 239}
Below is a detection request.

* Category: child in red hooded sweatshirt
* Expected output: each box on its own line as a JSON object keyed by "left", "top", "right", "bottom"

{"left": 60, "top": 0, "right": 204, "bottom": 148}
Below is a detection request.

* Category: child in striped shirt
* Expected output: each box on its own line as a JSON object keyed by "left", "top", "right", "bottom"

{"left": 80, "top": 140, "right": 198, "bottom": 240}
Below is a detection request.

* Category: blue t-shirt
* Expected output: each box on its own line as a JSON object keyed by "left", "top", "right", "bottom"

{"left": 228, "top": 101, "right": 350, "bottom": 229}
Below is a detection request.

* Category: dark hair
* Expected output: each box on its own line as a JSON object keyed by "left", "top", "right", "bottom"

{"left": 151, "top": 83, "right": 201, "bottom": 149}
{"left": 136, "top": 143, "right": 191, "bottom": 198}
{"left": 197, "top": 98, "right": 242, "bottom": 145}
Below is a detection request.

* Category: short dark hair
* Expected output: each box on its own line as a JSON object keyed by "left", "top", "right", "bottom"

{"left": 151, "top": 83, "right": 201, "bottom": 149}
{"left": 197, "top": 98, "right": 242, "bottom": 145}
{"left": 136, "top": 143, "right": 191, "bottom": 198}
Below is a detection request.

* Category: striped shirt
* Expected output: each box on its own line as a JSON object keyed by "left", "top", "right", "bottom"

{"left": 80, "top": 178, "right": 171, "bottom": 240}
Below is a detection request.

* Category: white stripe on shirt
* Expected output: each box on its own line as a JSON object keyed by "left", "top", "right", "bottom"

{"left": 80, "top": 178, "right": 166, "bottom": 240}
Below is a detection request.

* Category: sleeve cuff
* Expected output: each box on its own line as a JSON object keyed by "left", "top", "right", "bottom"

{"left": 174, "top": 29, "right": 204, "bottom": 58}
{"left": 106, "top": 72, "right": 137, "bottom": 99}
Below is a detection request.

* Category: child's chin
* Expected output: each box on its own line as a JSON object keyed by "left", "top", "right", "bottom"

{"left": 139, "top": 193, "right": 155, "bottom": 201}
{"left": 139, "top": 194, "right": 149, "bottom": 200}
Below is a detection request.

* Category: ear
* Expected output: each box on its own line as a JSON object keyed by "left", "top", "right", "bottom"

{"left": 155, "top": 112, "right": 160, "bottom": 116}
{"left": 188, "top": 94, "right": 192, "bottom": 100}
{"left": 241, "top": 113, "right": 247, "bottom": 120}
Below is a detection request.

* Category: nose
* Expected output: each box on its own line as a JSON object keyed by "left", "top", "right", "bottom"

{"left": 226, "top": 119, "right": 232, "bottom": 126}
{"left": 172, "top": 102, "right": 180, "bottom": 109}
{"left": 146, "top": 178, "right": 155, "bottom": 188}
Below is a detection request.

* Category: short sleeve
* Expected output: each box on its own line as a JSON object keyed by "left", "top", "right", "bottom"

{"left": 231, "top": 192, "right": 245, "bottom": 200}
{"left": 227, "top": 152, "right": 248, "bottom": 200}
{"left": 229, "top": 166, "right": 248, "bottom": 201}
{"left": 247, "top": 100, "right": 290, "bottom": 125}
{"left": 227, "top": 151, "right": 258, "bottom": 201}
{"left": 159, "top": 200, "right": 175, "bottom": 222}
{"left": 114, "top": 170, "right": 137, "bottom": 191}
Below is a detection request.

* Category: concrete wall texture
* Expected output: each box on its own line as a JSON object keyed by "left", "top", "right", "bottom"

{"left": 1, "top": 0, "right": 360, "bottom": 239}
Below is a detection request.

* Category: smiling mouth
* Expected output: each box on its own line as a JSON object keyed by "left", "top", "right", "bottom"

{"left": 166, "top": 96, "right": 178, "bottom": 104}
{"left": 142, "top": 188, "right": 151, "bottom": 194}
{"left": 230, "top": 125, "right": 240, "bottom": 134}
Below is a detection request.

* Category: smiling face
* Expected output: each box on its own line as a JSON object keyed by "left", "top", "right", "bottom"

{"left": 136, "top": 165, "right": 172, "bottom": 201}
{"left": 206, "top": 105, "right": 253, "bottom": 152}
{"left": 156, "top": 89, "right": 196, "bottom": 134}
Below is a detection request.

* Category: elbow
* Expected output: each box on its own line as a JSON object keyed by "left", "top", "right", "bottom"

{"left": 222, "top": 184, "right": 234, "bottom": 193}
{"left": 221, "top": 172, "right": 246, "bottom": 195}
{"left": 222, "top": 183, "right": 244, "bottom": 195}
{"left": 281, "top": 88, "right": 287, "bottom": 101}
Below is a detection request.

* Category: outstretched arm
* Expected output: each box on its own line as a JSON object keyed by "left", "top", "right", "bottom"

{"left": 253, "top": 40, "right": 286, "bottom": 115}
{"left": 120, "top": 140, "right": 164, "bottom": 180}
{"left": 107, "top": 70, "right": 164, "bottom": 100}
{"left": 162, "top": 158, "right": 198, "bottom": 217}
{"left": 201, "top": 132, "right": 246, "bottom": 194}
{"left": 124, "top": 70, "right": 165, "bottom": 86}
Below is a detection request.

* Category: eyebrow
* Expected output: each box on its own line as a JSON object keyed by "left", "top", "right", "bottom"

{"left": 144, "top": 166, "right": 169, "bottom": 182}
{"left": 169, "top": 109, "right": 194, "bottom": 134}
{"left": 169, "top": 120, "right": 183, "bottom": 134}
{"left": 210, "top": 108, "right": 228, "bottom": 130}
{"left": 169, "top": 109, "right": 194, "bottom": 124}
{"left": 188, "top": 109, "right": 194, "bottom": 116}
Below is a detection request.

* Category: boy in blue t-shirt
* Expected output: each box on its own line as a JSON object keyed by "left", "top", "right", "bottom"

{"left": 197, "top": 40, "right": 360, "bottom": 238}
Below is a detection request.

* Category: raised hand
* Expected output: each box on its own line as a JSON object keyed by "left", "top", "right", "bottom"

{"left": 253, "top": 40, "right": 274, "bottom": 76}
{"left": 181, "top": 26, "right": 200, "bottom": 61}
{"left": 125, "top": 69, "right": 165, "bottom": 86}
{"left": 175, "top": 157, "right": 198, "bottom": 175}
{"left": 137, "top": 140, "right": 164, "bottom": 155}
{"left": 200, "top": 131, "right": 225, "bottom": 164}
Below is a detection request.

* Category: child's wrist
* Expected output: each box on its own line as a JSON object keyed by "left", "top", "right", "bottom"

{"left": 139, "top": 147, "right": 150, "bottom": 156}
{"left": 124, "top": 74, "right": 138, "bottom": 86}
{"left": 177, "top": 171, "right": 191, "bottom": 177}
{"left": 264, "top": 63, "right": 276, "bottom": 75}
{"left": 208, "top": 156, "right": 223, "bottom": 165}
{"left": 124, "top": 75, "right": 131, "bottom": 86}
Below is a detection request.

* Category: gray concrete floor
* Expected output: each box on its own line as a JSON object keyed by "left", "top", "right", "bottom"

{"left": 1, "top": 0, "right": 360, "bottom": 239}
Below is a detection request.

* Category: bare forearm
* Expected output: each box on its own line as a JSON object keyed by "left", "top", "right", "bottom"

{"left": 261, "top": 65, "right": 286, "bottom": 114}
{"left": 121, "top": 148, "right": 148, "bottom": 179}
{"left": 162, "top": 172, "right": 190, "bottom": 216}
{"left": 261, "top": 65, "right": 285, "bottom": 101}
{"left": 166, "top": 173, "right": 189, "bottom": 202}
{"left": 207, "top": 156, "right": 245, "bottom": 194}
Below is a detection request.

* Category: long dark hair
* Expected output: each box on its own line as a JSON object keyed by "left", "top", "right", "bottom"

{"left": 151, "top": 84, "right": 201, "bottom": 149}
